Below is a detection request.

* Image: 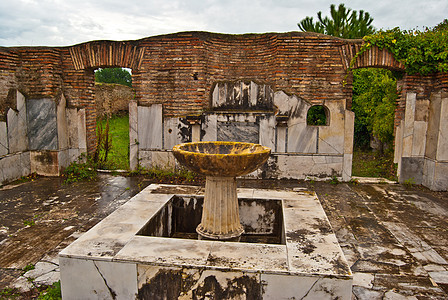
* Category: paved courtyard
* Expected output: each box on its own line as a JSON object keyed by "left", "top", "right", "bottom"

{"left": 0, "top": 174, "right": 447, "bottom": 299}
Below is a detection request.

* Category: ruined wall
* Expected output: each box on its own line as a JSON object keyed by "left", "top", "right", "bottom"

{"left": 95, "top": 83, "right": 133, "bottom": 117}
{"left": 394, "top": 72, "right": 448, "bottom": 190}
{"left": 0, "top": 31, "right": 445, "bottom": 188}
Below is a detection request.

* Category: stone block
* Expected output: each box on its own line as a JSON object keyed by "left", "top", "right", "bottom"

{"left": 394, "top": 121, "right": 404, "bottom": 163}
{"left": 66, "top": 108, "right": 79, "bottom": 148}
{"left": 432, "top": 161, "right": 448, "bottom": 191}
{"left": 259, "top": 115, "right": 275, "bottom": 149}
{"left": 342, "top": 153, "right": 353, "bottom": 182}
{"left": 436, "top": 97, "right": 448, "bottom": 161}
{"left": 399, "top": 157, "right": 424, "bottom": 185}
{"left": 276, "top": 127, "right": 287, "bottom": 153}
{"left": 425, "top": 92, "right": 441, "bottom": 159}
{"left": 138, "top": 104, "right": 162, "bottom": 150}
{"left": 275, "top": 154, "right": 343, "bottom": 179}
{"left": 7, "top": 107, "right": 28, "bottom": 153}
{"left": 287, "top": 123, "right": 317, "bottom": 153}
{"left": 30, "top": 151, "right": 59, "bottom": 176}
{"left": 423, "top": 158, "right": 435, "bottom": 188}
{"left": 202, "top": 114, "right": 217, "bottom": 141}
{"left": 129, "top": 101, "right": 138, "bottom": 171}
{"left": 60, "top": 257, "right": 137, "bottom": 300}
{"left": 77, "top": 109, "right": 87, "bottom": 152}
{"left": 27, "top": 99, "right": 58, "bottom": 151}
{"left": 57, "top": 95, "right": 69, "bottom": 150}
{"left": 138, "top": 150, "right": 152, "bottom": 169}
{"left": 0, "top": 121, "right": 8, "bottom": 156}
{"left": 412, "top": 121, "right": 427, "bottom": 157}
{"left": 344, "top": 110, "right": 355, "bottom": 154}
{"left": 0, "top": 152, "right": 31, "bottom": 184}
{"left": 163, "top": 117, "right": 181, "bottom": 149}
{"left": 151, "top": 151, "right": 175, "bottom": 168}
{"left": 261, "top": 273, "right": 352, "bottom": 299}
{"left": 217, "top": 121, "right": 259, "bottom": 143}
{"left": 58, "top": 149, "right": 70, "bottom": 170}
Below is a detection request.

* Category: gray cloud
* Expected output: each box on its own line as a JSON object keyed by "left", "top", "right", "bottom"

{"left": 0, "top": 0, "right": 446, "bottom": 47}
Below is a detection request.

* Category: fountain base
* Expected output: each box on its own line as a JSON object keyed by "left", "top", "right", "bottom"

{"left": 197, "top": 176, "right": 244, "bottom": 240}
{"left": 59, "top": 184, "right": 353, "bottom": 299}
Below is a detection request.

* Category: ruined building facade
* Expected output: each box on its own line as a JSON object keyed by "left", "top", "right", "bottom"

{"left": 0, "top": 31, "right": 446, "bottom": 190}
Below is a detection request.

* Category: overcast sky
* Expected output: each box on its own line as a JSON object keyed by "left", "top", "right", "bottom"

{"left": 0, "top": 0, "right": 446, "bottom": 47}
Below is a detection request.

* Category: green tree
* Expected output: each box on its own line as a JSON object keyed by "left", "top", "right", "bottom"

{"left": 95, "top": 68, "right": 132, "bottom": 87}
{"left": 298, "top": 4, "right": 398, "bottom": 151}
{"left": 352, "top": 69, "right": 398, "bottom": 150}
{"left": 298, "top": 4, "right": 375, "bottom": 39}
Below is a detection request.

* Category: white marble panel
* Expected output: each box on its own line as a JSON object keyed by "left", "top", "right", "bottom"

{"left": 138, "top": 104, "right": 162, "bottom": 150}
{"left": 250, "top": 81, "right": 258, "bottom": 106}
{"left": 412, "top": 121, "right": 428, "bottom": 157}
{"left": 201, "top": 114, "right": 217, "bottom": 141}
{"left": 276, "top": 126, "right": 287, "bottom": 153}
{"left": 151, "top": 151, "right": 175, "bottom": 168}
{"left": 60, "top": 257, "right": 137, "bottom": 300}
{"left": 77, "top": 109, "right": 87, "bottom": 152}
{"left": 433, "top": 161, "right": 448, "bottom": 191}
{"left": 275, "top": 154, "right": 343, "bottom": 179}
{"left": 129, "top": 101, "right": 138, "bottom": 170}
{"left": 191, "top": 124, "right": 201, "bottom": 142}
{"left": 402, "top": 92, "right": 416, "bottom": 157}
{"left": 66, "top": 108, "right": 78, "bottom": 149}
{"left": 58, "top": 149, "right": 70, "bottom": 170}
{"left": 163, "top": 118, "right": 181, "bottom": 149}
{"left": 0, "top": 152, "right": 31, "bottom": 184}
{"left": 261, "top": 273, "right": 352, "bottom": 299}
{"left": 423, "top": 158, "right": 436, "bottom": 188}
{"left": 344, "top": 110, "right": 355, "bottom": 154}
{"left": 116, "top": 236, "right": 213, "bottom": 268}
{"left": 259, "top": 115, "right": 275, "bottom": 149}
{"left": 57, "top": 95, "right": 69, "bottom": 150}
{"left": 394, "top": 120, "right": 404, "bottom": 164}
{"left": 207, "top": 242, "right": 288, "bottom": 272}
{"left": 342, "top": 153, "right": 353, "bottom": 182}
{"left": 0, "top": 121, "right": 8, "bottom": 156}
{"left": 7, "top": 108, "right": 27, "bottom": 153}
{"left": 436, "top": 97, "right": 448, "bottom": 161}
{"left": 60, "top": 192, "right": 172, "bottom": 260}
{"left": 288, "top": 122, "right": 317, "bottom": 153}
{"left": 27, "top": 99, "right": 57, "bottom": 150}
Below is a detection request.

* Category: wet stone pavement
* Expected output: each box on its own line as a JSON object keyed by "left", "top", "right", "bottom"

{"left": 0, "top": 174, "right": 448, "bottom": 299}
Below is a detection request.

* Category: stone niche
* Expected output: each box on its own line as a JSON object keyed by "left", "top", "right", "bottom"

{"left": 131, "top": 81, "right": 354, "bottom": 181}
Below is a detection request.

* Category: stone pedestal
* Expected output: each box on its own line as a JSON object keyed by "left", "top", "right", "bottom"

{"left": 197, "top": 176, "right": 244, "bottom": 240}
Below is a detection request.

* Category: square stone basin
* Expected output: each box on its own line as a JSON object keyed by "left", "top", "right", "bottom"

{"left": 59, "top": 184, "right": 353, "bottom": 299}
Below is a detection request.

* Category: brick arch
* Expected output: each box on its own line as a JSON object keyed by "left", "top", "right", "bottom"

{"left": 339, "top": 43, "right": 405, "bottom": 71}
{"left": 68, "top": 41, "right": 146, "bottom": 70}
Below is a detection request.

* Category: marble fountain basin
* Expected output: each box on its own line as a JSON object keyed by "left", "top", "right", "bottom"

{"left": 59, "top": 184, "right": 353, "bottom": 299}
{"left": 172, "top": 141, "right": 271, "bottom": 177}
{"left": 172, "top": 141, "right": 271, "bottom": 241}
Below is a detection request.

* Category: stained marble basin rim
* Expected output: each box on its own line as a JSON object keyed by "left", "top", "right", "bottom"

{"left": 172, "top": 141, "right": 271, "bottom": 177}
{"left": 59, "top": 184, "right": 352, "bottom": 279}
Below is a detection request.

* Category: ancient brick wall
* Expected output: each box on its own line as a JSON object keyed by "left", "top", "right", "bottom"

{"left": 95, "top": 83, "right": 133, "bottom": 117}
{"left": 0, "top": 30, "right": 435, "bottom": 156}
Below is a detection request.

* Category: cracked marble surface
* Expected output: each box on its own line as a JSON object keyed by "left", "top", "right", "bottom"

{"left": 59, "top": 184, "right": 352, "bottom": 299}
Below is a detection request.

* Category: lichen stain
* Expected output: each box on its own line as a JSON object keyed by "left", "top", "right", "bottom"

{"left": 138, "top": 269, "right": 196, "bottom": 300}
{"left": 138, "top": 270, "right": 261, "bottom": 300}
{"left": 192, "top": 274, "right": 261, "bottom": 300}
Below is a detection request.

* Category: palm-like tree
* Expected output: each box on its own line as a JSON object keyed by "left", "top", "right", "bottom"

{"left": 298, "top": 4, "right": 375, "bottom": 39}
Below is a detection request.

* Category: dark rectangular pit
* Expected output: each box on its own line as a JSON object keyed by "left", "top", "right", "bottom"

{"left": 137, "top": 195, "right": 284, "bottom": 244}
